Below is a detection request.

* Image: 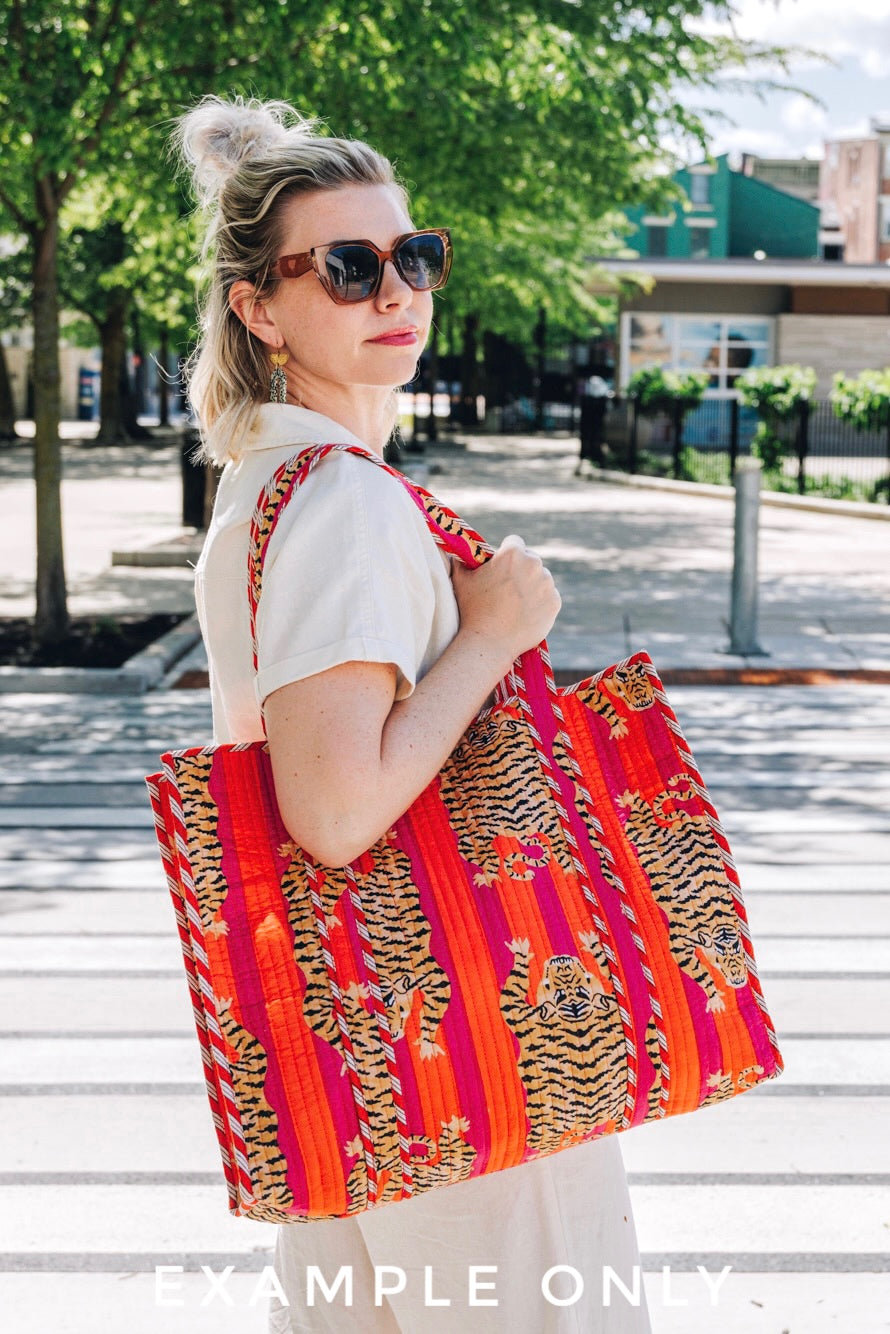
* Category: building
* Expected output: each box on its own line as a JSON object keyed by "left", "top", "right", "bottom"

{"left": 737, "top": 153, "right": 820, "bottom": 204}
{"left": 591, "top": 257, "right": 890, "bottom": 398}
{"left": 819, "top": 117, "right": 890, "bottom": 263}
{"left": 619, "top": 153, "right": 820, "bottom": 263}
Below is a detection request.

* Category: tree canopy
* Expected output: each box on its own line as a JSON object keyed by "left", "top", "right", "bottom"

{"left": 0, "top": 0, "right": 811, "bottom": 640}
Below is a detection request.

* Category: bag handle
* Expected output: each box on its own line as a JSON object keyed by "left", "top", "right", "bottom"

{"left": 247, "top": 442, "right": 559, "bottom": 727}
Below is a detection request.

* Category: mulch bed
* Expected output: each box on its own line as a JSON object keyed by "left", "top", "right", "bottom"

{"left": 0, "top": 613, "right": 189, "bottom": 669}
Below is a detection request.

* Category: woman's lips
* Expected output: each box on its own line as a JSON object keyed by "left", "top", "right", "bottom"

{"left": 369, "top": 329, "right": 418, "bottom": 346}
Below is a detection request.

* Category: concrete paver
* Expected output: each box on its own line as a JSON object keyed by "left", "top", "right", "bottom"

{"left": 2, "top": 429, "right": 889, "bottom": 1331}
{"left": 0, "top": 682, "right": 887, "bottom": 1332}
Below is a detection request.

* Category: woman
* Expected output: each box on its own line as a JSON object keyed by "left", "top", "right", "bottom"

{"left": 177, "top": 95, "right": 651, "bottom": 1333}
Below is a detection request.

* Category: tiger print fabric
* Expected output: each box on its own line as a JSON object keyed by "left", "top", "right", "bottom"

{"left": 146, "top": 442, "right": 783, "bottom": 1223}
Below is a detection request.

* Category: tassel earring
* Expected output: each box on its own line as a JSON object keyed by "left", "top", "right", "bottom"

{"left": 269, "top": 349, "right": 289, "bottom": 403}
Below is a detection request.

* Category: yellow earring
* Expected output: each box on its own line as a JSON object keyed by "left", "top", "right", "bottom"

{"left": 269, "top": 350, "right": 289, "bottom": 403}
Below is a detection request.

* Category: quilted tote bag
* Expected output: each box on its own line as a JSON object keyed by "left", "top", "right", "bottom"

{"left": 146, "top": 441, "right": 783, "bottom": 1224}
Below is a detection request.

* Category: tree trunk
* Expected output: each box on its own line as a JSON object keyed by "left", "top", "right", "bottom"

{"left": 0, "top": 342, "right": 20, "bottom": 442}
{"left": 95, "top": 288, "right": 130, "bottom": 445}
{"left": 122, "top": 305, "right": 152, "bottom": 439}
{"left": 32, "top": 179, "right": 69, "bottom": 645}
{"left": 158, "top": 327, "right": 170, "bottom": 427}
{"left": 459, "top": 311, "right": 480, "bottom": 426}
{"left": 426, "top": 320, "right": 439, "bottom": 442}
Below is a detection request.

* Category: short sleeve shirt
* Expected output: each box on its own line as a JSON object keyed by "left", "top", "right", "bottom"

{"left": 194, "top": 403, "right": 460, "bottom": 744}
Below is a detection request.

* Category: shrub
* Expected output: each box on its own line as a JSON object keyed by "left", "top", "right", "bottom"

{"left": 734, "top": 364, "right": 816, "bottom": 471}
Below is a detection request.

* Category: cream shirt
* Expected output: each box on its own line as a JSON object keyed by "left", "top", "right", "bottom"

{"left": 194, "top": 403, "right": 460, "bottom": 744}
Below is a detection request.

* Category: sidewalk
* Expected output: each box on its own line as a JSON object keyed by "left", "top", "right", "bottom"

{"left": 2, "top": 428, "right": 889, "bottom": 675}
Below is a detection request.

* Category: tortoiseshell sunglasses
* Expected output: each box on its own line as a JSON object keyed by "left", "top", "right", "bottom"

{"left": 273, "top": 228, "right": 452, "bottom": 304}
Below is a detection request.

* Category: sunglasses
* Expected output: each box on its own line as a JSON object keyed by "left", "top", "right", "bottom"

{"left": 273, "top": 228, "right": 452, "bottom": 304}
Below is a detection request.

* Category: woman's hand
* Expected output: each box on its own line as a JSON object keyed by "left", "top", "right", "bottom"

{"left": 450, "top": 533, "right": 561, "bottom": 663}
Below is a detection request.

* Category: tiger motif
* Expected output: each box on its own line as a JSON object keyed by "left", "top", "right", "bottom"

{"left": 437, "top": 709, "right": 572, "bottom": 886}
{"left": 215, "top": 995, "right": 293, "bottom": 1215}
{"left": 499, "top": 933, "right": 628, "bottom": 1155}
{"left": 615, "top": 776, "right": 748, "bottom": 1012}
{"left": 568, "top": 661, "right": 656, "bottom": 739}
{"left": 700, "top": 1064, "right": 764, "bottom": 1107}
{"left": 340, "top": 982, "right": 476, "bottom": 1212}
{"left": 280, "top": 838, "right": 451, "bottom": 1061}
{"left": 175, "top": 753, "right": 229, "bottom": 936}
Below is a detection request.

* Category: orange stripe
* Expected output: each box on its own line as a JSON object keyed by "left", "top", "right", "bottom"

{"left": 224, "top": 754, "right": 347, "bottom": 1215}
{"left": 403, "top": 1005, "right": 462, "bottom": 1142}
{"left": 410, "top": 791, "right": 527, "bottom": 1171}
{"left": 254, "top": 914, "right": 347, "bottom": 1214}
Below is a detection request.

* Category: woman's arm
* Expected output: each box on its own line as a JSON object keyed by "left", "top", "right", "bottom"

{"left": 264, "top": 534, "right": 561, "bottom": 868}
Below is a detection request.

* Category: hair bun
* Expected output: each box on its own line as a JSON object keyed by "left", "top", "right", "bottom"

{"left": 174, "top": 95, "right": 316, "bottom": 206}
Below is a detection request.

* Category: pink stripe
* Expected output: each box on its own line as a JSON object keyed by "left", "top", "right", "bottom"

{"left": 396, "top": 810, "right": 496, "bottom": 1175}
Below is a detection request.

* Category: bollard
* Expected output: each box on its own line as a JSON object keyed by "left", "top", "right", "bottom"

{"left": 728, "top": 456, "right": 768, "bottom": 656}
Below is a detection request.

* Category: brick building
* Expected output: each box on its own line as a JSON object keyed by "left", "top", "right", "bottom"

{"left": 819, "top": 117, "right": 890, "bottom": 263}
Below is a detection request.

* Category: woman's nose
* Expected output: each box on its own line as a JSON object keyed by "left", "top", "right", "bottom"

{"left": 376, "top": 258, "right": 413, "bottom": 306}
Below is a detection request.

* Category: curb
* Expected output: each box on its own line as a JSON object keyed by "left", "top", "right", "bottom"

{"left": 111, "top": 530, "right": 202, "bottom": 568}
{"left": 0, "top": 613, "right": 203, "bottom": 695}
{"left": 576, "top": 462, "right": 890, "bottom": 520}
{"left": 165, "top": 662, "right": 890, "bottom": 691}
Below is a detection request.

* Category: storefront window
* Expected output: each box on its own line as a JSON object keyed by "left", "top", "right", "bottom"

{"left": 622, "top": 314, "right": 772, "bottom": 393}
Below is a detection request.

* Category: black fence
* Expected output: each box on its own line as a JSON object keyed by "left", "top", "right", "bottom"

{"left": 598, "top": 397, "right": 890, "bottom": 505}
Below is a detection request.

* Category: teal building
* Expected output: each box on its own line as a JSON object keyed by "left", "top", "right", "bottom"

{"left": 620, "top": 154, "right": 819, "bottom": 261}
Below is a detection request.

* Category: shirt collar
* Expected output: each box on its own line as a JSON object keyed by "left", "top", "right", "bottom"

{"left": 245, "top": 402, "right": 371, "bottom": 452}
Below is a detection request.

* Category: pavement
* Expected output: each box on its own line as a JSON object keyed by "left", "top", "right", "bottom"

{"left": 1, "top": 425, "right": 889, "bottom": 1330}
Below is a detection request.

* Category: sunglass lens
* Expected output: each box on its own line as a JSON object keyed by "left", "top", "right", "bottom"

{"left": 396, "top": 233, "right": 448, "bottom": 290}
{"left": 324, "top": 245, "right": 381, "bottom": 301}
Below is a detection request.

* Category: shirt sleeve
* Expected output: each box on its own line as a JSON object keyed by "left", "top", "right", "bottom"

{"left": 253, "top": 454, "right": 439, "bottom": 707}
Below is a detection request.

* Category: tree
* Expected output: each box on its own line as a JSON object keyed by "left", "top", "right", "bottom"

{"left": 1, "top": 0, "right": 810, "bottom": 643}
{"left": 0, "top": 243, "right": 30, "bottom": 442}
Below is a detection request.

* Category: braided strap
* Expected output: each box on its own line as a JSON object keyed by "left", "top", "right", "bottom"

{"left": 247, "top": 442, "right": 547, "bottom": 727}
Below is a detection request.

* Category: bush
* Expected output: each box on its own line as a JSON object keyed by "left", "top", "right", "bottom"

{"left": 626, "top": 366, "right": 709, "bottom": 413}
{"left": 735, "top": 364, "right": 816, "bottom": 471}
{"left": 830, "top": 368, "right": 890, "bottom": 432}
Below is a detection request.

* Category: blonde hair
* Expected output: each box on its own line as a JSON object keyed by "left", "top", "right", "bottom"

{"left": 173, "top": 95, "right": 409, "bottom": 464}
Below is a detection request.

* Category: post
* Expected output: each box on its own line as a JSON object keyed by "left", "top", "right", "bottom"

{"left": 795, "top": 398, "right": 810, "bottom": 496}
{"left": 728, "top": 457, "right": 768, "bottom": 656}
{"left": 534, "top": 306, "right": 546, "bottom": 432}
{"left": 671, "top": 400, "right": 683, "bottom": 478}
{"left": 628, "top": 398, "right": 639, "bottom": 475}
{"left": 729, "top": 395, "right": 740, "bottom": 482}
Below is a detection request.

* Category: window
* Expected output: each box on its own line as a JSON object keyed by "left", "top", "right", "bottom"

{"left": 884, "top": 143, "right": 890, "bottom": 179}
{"left": 622, "top": 314, "right": 772, "bottom": 393}
{"left": 689, "top": 226, "right": 711, "bottom": 258}
{"left": 880, "top": 201, "right": 890, "bottom": 243}
{"left": 646, "top": 225, "right": 669, "bottom": 256}
{"left": 846, "top": 149, "right": 861, "bottom": 188}
{"left": 689, "top": 172, "right": 711, "bottom": 206}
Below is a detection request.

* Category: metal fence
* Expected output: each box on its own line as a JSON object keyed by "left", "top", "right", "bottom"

{"left": 600, "top": 397, "right": 890, "bottom": 504}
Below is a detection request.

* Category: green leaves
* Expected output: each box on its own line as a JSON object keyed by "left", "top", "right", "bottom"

{"left": 831, "top": 369, "right": 890, "bottom": 433}
{"left": 627, "top": 366, "right": 709, "bottom": 412}
{"left": 735, "top": 364, "right": 817, "bottom": 420}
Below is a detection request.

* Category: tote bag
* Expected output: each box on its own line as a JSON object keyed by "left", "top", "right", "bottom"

{"left": 146, "top": 441, "right": 783, "bottom": 1223}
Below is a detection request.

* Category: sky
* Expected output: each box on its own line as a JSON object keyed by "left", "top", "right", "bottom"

{"left": 674, "top": 0, "right": 890, "bottom": 161}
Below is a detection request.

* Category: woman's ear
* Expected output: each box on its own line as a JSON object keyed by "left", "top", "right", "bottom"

{"left": 229, "top": 280, "right": 281, "bottom": 351}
